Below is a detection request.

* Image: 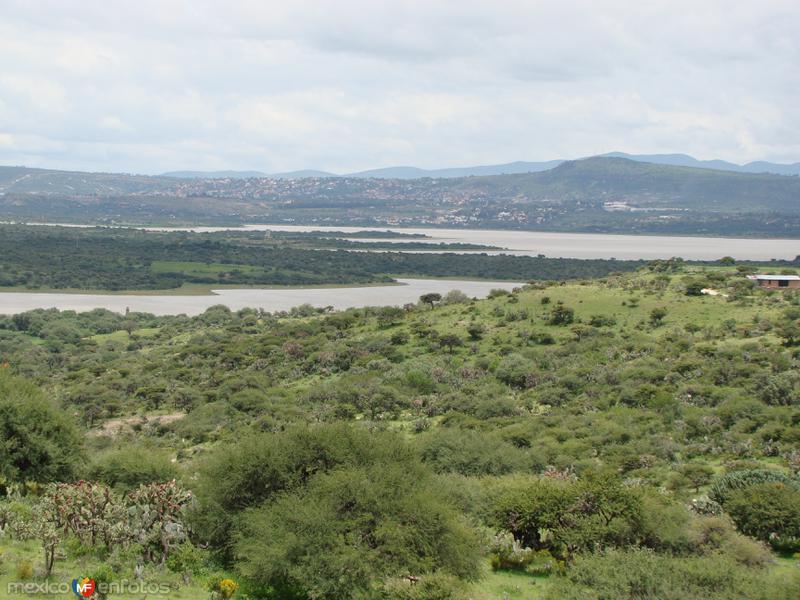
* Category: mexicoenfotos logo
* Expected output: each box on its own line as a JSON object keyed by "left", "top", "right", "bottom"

{"left": 72, "top": 578, "right": 96, "bottom": 598}
{"left": 7, "top": 578, "right": 171, "bottom": 595}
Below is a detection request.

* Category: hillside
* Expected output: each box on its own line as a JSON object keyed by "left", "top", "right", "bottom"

{"left": 602, "top": 152, "right": 800, "bottom": 176}
{"left": 0, "top": 267, "right": 799, "bottom": 598}
{"left": 1, "top": 157, "right": 800, "bottom": 235}
{"left": 158, "top": 154, "right": 800, "bottom": 180}
{"left": 0, "top": 165, "right": 176, "bottom": 195}
{"left": 478, "top": 157, "right": 800, "bottom": 212}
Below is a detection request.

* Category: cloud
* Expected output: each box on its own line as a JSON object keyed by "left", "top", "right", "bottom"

{"left": 0, "top": 0, "right": 797, "bottom": 173}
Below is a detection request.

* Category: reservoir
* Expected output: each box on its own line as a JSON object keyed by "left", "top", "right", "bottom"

{"left": 22, "top": 222, "right": 797, "bottom": 261}
{"left": 0, "top": 278, "right": 521, "bottom": 316}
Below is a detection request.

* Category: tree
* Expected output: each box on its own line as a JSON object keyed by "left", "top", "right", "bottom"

{"left": 677, "top": 463, "right": 714, "bottom": 493}
{"left": 377, "top": 306, "right": 405, "bottom": 328}
{"left": 235, "top": 464, "right": 481, "bottom": 599}
{"left": 709, "top": 469, "right": 799, "bottom": 504}
{"left": 548, "top": 303, "right": 574, "bottom": 326}
{"left": 88, "top": 447, "right": 178, "bottom": 491}
{"left": 39, "top": 321, "right": 83, "bottom": 347}
{"left": 545, "top": 548, "right": 795, "bottom": 600}
{"left": 495, "top": 354, "right": 534, "bottom": 388}
{"left": 7, "top": 496, "right": 61, "bottom": 577}
{"left": 649, "top": 307, "right": 668, "bottom": 327}
{"left": 0, "top": 372, "right": 83, "bottom": 483}
{"left": 193, "top": 424, "right": 422, "bottom": 559}
{"left": 466, "top": 323, "right": 485, "bottom": 340}
{"left": 438, "top": 333, "right": 464, "bottom": 353}
{"left": 420, "top": 293, "right": 442, "bottom": 308}
{"left": 685, "top": 280, "right": 705, "bottom": 296}
{"left": 724, "top": 482, "right": 800, "bottom": 550}
{"left": 491, "top": 473, "right": 643, "bottom": 559}
{"left": 442, "top": 290, "right": 469, "bottom": 304}
{"left": 777, "top": 308, "right": 800, "bottom": 346}
{"left": 559, "top": 472, "right": 644, "bottom": 556}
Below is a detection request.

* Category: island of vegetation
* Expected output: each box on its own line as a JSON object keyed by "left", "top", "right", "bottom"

{"left": 0, "top": 224, "right": 640, "bottom": 292}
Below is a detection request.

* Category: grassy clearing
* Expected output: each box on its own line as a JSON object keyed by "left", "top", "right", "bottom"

{"left": 470, "top": 568, "right": 552, "bottom": 599}
{"left": 90, "top": 328, "right": 160, "bottom": 344}
{"left": 150, "top": 261, "right": 262, "bottom": 276}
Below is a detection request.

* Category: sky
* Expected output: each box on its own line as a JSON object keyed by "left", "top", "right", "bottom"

{"left": 0, "top": 1, "right": 798, "bottom": 174}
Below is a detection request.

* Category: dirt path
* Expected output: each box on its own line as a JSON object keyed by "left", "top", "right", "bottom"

{"left": 93, "top": 412, "right": 185, "bottom": 436}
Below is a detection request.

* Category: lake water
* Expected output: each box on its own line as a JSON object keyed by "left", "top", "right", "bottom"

{"left": 12, "top": 222, "right": 800, "bottom": 260}
{"left": 0, "top": 279, "right": 521, "bottom": 316}
{"left": 231, "top": 225, "right": 799, "bottom": 261}
{"left": 2, "top": 222, "right": 797, "bottom": 315}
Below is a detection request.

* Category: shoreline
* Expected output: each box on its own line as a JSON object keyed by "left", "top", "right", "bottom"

{"left": 0, "top": 280, "right": 406, "bottom": 297}
{"left": 5, "top": 220, "right": 800, "bottom": 242}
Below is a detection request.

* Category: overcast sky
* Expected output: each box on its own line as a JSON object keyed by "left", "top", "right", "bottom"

{"left": 0, "top": 1, "right": 798, "bottom": 174}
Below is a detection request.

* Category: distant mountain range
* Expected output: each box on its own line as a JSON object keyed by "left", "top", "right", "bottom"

{"left": 161, "top": 170, "right": 268, "bottom": 179}
{"left": 159, "top": 162, "right": 563, "bottom": 179}
{"left": 599, "top": 152, "right": 800, "bottom": 177}
{"left": 158, "top": 153, "right": 800, "bottom": 179}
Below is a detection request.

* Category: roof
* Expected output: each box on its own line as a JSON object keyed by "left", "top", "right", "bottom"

{"left": 747, "top": 274, "right": 800, "bottom": 281}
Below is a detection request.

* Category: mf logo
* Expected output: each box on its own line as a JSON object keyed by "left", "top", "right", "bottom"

{"left": 71, "top": 577, "right": 96, "bottom": 598}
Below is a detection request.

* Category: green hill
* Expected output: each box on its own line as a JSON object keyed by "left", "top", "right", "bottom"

{"left": 499, "top": 157, "right": 800, "bottom": 212}
{"left": 0, "top": 266, "right": 799, "bottom": 598}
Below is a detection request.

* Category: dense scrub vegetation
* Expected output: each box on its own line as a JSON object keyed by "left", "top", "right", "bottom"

{"left": 0, "top": 264, "right": 799, "bottom": 597}
{"left": 0, "top": 225, "right": 642, "bottom": 290}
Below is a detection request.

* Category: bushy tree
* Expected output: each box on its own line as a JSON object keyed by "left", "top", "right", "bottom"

{"left": 545, "top": 548, "right": 800, "bottom": 600}
{"left": 725, "top": 482, "right": 800, "bottom": 551}
{"left": 88, "top": 446, "right": 178, "bottom": 492}
{"left": 235, "top": 464, "right": 481, "bottom": 599}
{"left": 466, "top": 323, "right": 485, "bottom": 340}
{"left": 0, "top": 372, "right": 83, "bottom": 483}
{"left": 438, "top": 334, "right": 464, "bottom": 353}
{"left": 420, "top": 293, "right": 442, "bottom": 308}
{"left": 649, "top": 307, "right": 668, "bottom": 327}
{"left": 193, "top": 424, "right": 423, "bottom": 558}
{"left": 491, "top": 473, "right": 644, "bottom": 559}
{"left": 548, "top": 303, "right": 575, "bottom": 326}
{"left": 709, "top": 469, "right": 799, "bottom": 504}
{"left": 417, "top": 428, "right": 535, "bottom": 476}
{"left": 495, "top": 354, "right": 534, "bottom": 388}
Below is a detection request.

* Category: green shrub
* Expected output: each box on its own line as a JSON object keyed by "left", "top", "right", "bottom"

{"left": 194, "top": 424, "right": 432, "bottom": 558}
{"left": 495, "top": 354, "right": 534, "bottom": 388}
{"left": 87, "top": 447, "right": 177, "bottom": 491}
{"left": 417, "top": 428, "right": 535, "bottom": 476}
{"left": 0, "top": 371, "right": 84, "bottom": 483}
{"left": 548, "top": 303, "right": 574, "bottom": 326}
{"left": 709, "top": 469, "right": 799, "bottom": 504}
{"left": 725, "top": 482, "right": 800, "bottom": 551}
{"left": 15, "top": 560, "right": 33, "bottom": 580}
{"left": 235, "top": 464, "right": 481, "bottom": 599}
{"left": 545, "top": 548, "right": 799, "bottom": 600}
{"left": 166, "top": 542, "right": 208, "bottom": 577}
